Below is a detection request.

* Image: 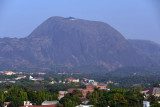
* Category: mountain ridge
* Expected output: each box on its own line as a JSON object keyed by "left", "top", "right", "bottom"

{"left": 0, "top": 16, "right": 159, "bottom": 71}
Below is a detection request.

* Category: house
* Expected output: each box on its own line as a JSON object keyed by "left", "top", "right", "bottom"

{"left": 58, "top": 72, "right": 67, "bottom": 75}
{"left": 24, "top": 101, "right": 32, "bottom": 106}
{"left": 83, "top": 79, "right": 98, "bottom": 86}
{"left": 80, "top": 97, "right": 89, "bottom": 104}
{"left": 107, "top": 81, "right": 114, "bottom": 84}
{"left": 143, "top": 101, "right": 150, "bottom": 107}
{"left": 42, "top": 101, "right": 59, "bottom": 105}
{"left": 141, "top": 90, "right": 149, "bottom": 98}
{"left": 36, "top": 72, "right": 46, "bottom": 75}
{"left": 15, "top": 75, "right": 26, "bottom": 80}
{"left": 0, "top": 80, "right": 16, "bottom": 83}
{"left": 0, "top": 71, "right": 16, "bottom": 75}
{"left": 21, "top": 104, "right": 57, "bottom": 107}
{"left": 88, "top": 80, "right": 94, "bottom": 84}
{"left": 4, "top": 102, "right": 10, "bottom": 107}
{"left": 4, "top": 89, "right": 8, "bottom": 93}
{"left": 50, "top": 81, "right": 56, "bottom": 84}
{"left": 58, "top": 91, "right": 68, "bottom": 99}
{"left": 58, "top": 80, "right": 62, "bottom": 83}
{"left": 21, "top": 101, "right": 59, "bottom": 107}
{"left": 141, "top": 90, "right": 149, "bottom": 94}
{"left": 76, "top": 104, "right": 94, "bottom": 107}
{"left": 66, "top": 77, "right": 79, "bottom": 83}
{"left": 29, "top": 76, "right": 44, "bottom": 81}
{"left": 82, "top": 78, "right": 88, "bottom": 83}
{"left": 147, "top": 87, "right": 160, "bottom": 97}
{"left": 29, "top": 76, "right": 34, "bottom": 80}
{"left": 95, "top": 85, "right": 107, "bottom": 90}
{"left": 83, "top": 78, "right": 88, "bottom": 81}
{"left": 4, "top": 71, "right": 16, "bottom": 75}
{"left": 68, "top": 85, "right": 94, "bottom": 97}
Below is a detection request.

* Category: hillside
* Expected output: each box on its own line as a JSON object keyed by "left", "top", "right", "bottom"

{"left": 0, "top": 16, "right": 157, "bottom": 71}
{"left": 129, "top": 39, "right": 160, "bottom": 63}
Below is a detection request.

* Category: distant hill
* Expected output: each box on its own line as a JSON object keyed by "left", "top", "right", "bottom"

{"left": 129, "top": 39, "right": 160, "bottom": 63}
{"left": 0, "top": 16, "right": 158, "bottom": 71}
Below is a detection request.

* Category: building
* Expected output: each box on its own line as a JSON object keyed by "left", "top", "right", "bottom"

{"left": 36, "top": 72, "right": 46, "bottom": 75}
{"left": 141, "top": 90, "right": 149, "bottom": 98}
{"left": 88, "top": 80, "right": 94, "bottom": 84}
{"left": 80, "top": 97, "right": 89, "bottom": 104}
{"left": 4, "top": 89, "right": 8, "bottom": 93}
{"left": 4, "top": 71, "right": 16, "bottom": 75}
{"left": 143, "top": 101, "right": 150, "bottom": 107}
{"left": 21, "top": 101, "right": 58, "bottom": 107}
{"left": 66, "top": 77, "right": 79, "bottom": 83}
{"left": 15, "top": 75, "right": 26, "bottom": 80}
{"left": 21, "top": 104, "right": 57, "bottom": 107}
{"left": 0, "top": 80, "right": 16, "bottom": 83}
{"left": 0, "top": 71, "right": 16, "bottom": 75}
{"left": 58, "top": 91, "right": 68, "bottom": 99}
{"left": 50, "top": 81, "right": 56, "bottom": 84}
{"left": 76, "top": 104, "right": 94, "bottom": 107}
{"left": 42, "top": 101, "right": 59, "bottom": 105}
{"left": 24, "top": 101, "right": 32, "bottom": 106}
{"left": 107, "top": 81, "right": 114, "bottom": 84}
{"left": 4, "top": 102, "right": 10, "bottom": 107}
{"left": 83, "top": 79, "right": 98, "bottom": 86}
{"left": 95, "top": 85, "right": 107, "bottom": 90}
{"left": 68, "top": 85, "right": 94, "bottom": 97}
{"left": 147, "top": 87, "right": 160, "bottom": 97}
{"left": 29, "top": 76, "right": 44, "bottom": 81}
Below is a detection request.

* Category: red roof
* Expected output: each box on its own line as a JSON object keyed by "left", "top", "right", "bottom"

{"left": 59, "top": 91, "right": 68, "bottom": 95}
{"left": 66, "top": 77, "right": 76, "bottom": 80}
{"left": 18, "top": 75, "right": 26, "bottom": 77}
{"left": 21, "top": 104, "right": 57, "bottom": 107}
{"left": 141, "top": 90, "right": 149, "bottom": 94}
{"left": 4, "top": 102, "right": 10, "bottom": 105}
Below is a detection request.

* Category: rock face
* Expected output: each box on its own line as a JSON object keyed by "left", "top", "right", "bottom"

{"left": 0, "top": 16, "right": 157, "bottom": 71}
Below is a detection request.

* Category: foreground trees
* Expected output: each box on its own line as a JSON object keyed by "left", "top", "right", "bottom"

{"left": 59, "top": 88, "right": 144, "bottom": 107}
{"left": 0, "top": 86, "right": 58, "bottom": 107}
{"left": 59, "top": 90, "right": 82, "bottom": 107}
{"left": 0, "top": 86, "right": 145, "bottom": 107}
{"left": 87, "top": 88, "right": 144, "bottom": 107}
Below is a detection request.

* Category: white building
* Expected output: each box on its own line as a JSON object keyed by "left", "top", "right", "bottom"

{"left": 143, "top": 101, "right": 150, "bottom": 107}
{"left": 29, "top": 75, "right": 33, "bottom": 80}
{"left": 15, "top": 75, "right": 26, "bottom": 80}
{"left": 76, "top": 104, "right": 94, "bottom": 107}
{"left": 41, "top": 100, "right": 59, "bottom": 105}
{"left": 29, "top": 75, "right": 44, "bottom": 81}
{"left": 24, "top": 101, "right": 32, "bottom": 106}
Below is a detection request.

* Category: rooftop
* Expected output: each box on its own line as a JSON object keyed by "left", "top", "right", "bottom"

{"left": 42, "top": 101, "right": 59, "bottom": 105}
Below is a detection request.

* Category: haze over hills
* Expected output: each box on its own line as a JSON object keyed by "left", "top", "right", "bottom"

{"left": 0, "top": 16, "right": 159, "bottom": 71}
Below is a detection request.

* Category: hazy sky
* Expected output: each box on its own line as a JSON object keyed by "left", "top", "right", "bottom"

{"left": 0, "top": 0, "right": 160, "bottom": 43}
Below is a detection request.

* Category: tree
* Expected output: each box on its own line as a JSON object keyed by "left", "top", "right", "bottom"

{"left": 60, "top": 93, "right": 81, "bottom": 107}
{"left": 152, "top": 81, "right": 159, "bottom": 87}
{"left": 72, "top": 89, "right": 82, "bottom": 97}
{"left": 109, "top": 93, "right": 127, "bottom": 107}
{"left": 148, "top": 95, "right": 158, "bottom": 105}
{"left": 151, "top": 102, "right": 160, "bottom": 107}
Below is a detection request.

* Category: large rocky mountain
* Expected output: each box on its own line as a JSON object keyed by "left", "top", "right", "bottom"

{"left": 0, "top": 16, "right": 158, "bottom": 71}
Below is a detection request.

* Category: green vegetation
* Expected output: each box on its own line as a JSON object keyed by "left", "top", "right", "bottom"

{"left": 60, "top": 93, "right": 82, "bottom": 107}
{"left": 0, "top": 86, "right": 58, "bottom": 107}
{"left": 0, "top": 66, "right": 160, "bottom": 106}
{"left": 69, "top": 66, "right": 160, "bottom": 90}
{"left": 59, "top": 88, "right": 144, "bottom": 107}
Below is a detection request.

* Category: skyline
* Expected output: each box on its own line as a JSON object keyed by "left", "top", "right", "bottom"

{"left": 0, "top": 0, "right": 160, "bottom": 43}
